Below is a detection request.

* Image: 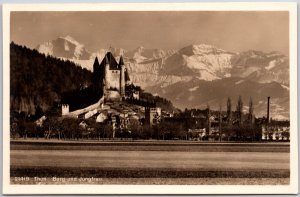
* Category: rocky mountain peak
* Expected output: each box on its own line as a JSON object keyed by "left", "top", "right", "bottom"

{"left": 59, "top": 35, "right": 82, "bottom": 46}
{"left": 179, "top": 44, "right": 231, "bottom": 56}
{"left": 36, "top": 36, "right": 91, "bottom": 60}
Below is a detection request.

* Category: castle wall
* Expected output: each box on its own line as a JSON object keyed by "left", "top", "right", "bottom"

{"left": 62, "top": 96, "right": 104, "bottom": 118}
{"left": 105, "top": 90, "right": 121, "bottom": 101}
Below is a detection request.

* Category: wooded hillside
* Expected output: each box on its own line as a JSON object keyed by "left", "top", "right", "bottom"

{"left": 10, "top": 42, "right": 93, "bottom": 115}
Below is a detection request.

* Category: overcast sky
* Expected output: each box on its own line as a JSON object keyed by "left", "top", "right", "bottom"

{"left": 11, "top": 11, "right": 289, "bottom": 55}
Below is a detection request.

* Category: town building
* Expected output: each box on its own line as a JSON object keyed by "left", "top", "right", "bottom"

{"left": 261, "top": 123, "right": 290, "bottom": 141}
{"left": 145, "top": 106, "right": 161, "bottom": 126}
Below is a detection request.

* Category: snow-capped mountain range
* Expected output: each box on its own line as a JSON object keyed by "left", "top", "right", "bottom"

{"left": 37, "top": 36, "right": 91, "bottom": 60}
{"left": 36, "top": 36, "right": 290, "bottom": 119}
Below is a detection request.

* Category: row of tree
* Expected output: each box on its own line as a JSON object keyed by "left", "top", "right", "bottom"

{"left": 206, "top": 96, "right": 259, "bottom": 141}
{"left": 225, "top": 96, "right": 255, "bottom": 125}
{"left": 10, "top": 116, "right": 173, "bottom": 140}
{"left": 10, "top": 114, "right": 263, "bottom": 142}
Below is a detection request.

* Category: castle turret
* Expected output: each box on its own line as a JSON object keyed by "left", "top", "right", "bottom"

{"left": 125, "top": 68, "right": 130, "bottom": 85}
{"left": 92, "top": 56, "right": 100, "bottom": 87}
{"left": 104, "top": 55, "right": 110, "bottom": 90}
{"left": 93, "top": 56, "right": 99, "bottom": 73}
{"left": 119, "top": 56, "right": 125, "bottom": 97}
{"left": 62, "top": 104, "right": 69, "bottom": 116}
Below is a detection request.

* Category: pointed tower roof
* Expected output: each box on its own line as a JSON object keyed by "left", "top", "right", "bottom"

{"left": 93, "top": 56, "right": 99, "bottom": 66}
{"left": 103, "top": 55, "right": 109, "bottom": 65}
{"left": 93, "top": 56, "right": 100, "bottom": 72}
{"left": 99, "top": 52, "right": 119, "bottom": 70}
{"left": 119, "top": 56, "right": 125, "bottom": 66}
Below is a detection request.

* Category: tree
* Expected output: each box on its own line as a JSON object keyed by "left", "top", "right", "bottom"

{"left": 60, "top": 118, "right": 77, "bottom": 140}
{"left": 103, "top": 123, "right": 113, "bottom": 139}
{"left": 207, "top": 104, "right": 211, "bottom": 136}
{"left": 92, "top": 122, "right": 106, "bottom": 140}
{"left": 236, "top": 95, "right": 243, "bottom": 126}
{"left": 10, "top": 122, "right": 19, "bottom": 139}
{"left": 227, "top": 97, "right": 232, "bottom": 125}
{"left": 281, "top": 131, "right": 290, "bottom": 141}
{"left": 219, "top": 104, "right": 222, "bottom": 142}
{"left": 43, "top": 117, "right": 61, "bottom": 139}
{"left": 128, "top": 119, "right": 142, "bottom": 139}
{"left": 248, "top": 97, "right": 254, "bottom": 124}
{"left": 141, "top": 125, "right": 154, "bottom": 139}
{"left": 247, "top": 97, "right": 255, "bottom": 141}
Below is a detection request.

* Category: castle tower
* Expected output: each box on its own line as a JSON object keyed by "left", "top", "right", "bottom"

{"left": 62, "top": 104, "right": 69, "bottom": 116}
{"left": 144, "top": 101, "right": 160, "bottom": 126}
{"left": 92, "top": 56, "right": 100, "bottom": 88}
{"left": 119, "top": 56, "right": 125, "bottom": 97}
{"left": 94, "top": 52, "right": 132, "bottom": 101}
{"left": 104, "top": 55, "right": 110, "bottom": 90}
{"left": 125, "top": 68, "right": 130, "bottom": 85}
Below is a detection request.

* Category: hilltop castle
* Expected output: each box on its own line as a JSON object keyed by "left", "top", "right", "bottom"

{"left": 93, "top": 52, "right": 131, "bottom": 101}
{"left": 61, "top": 52, "right": 163, "bottom": 127}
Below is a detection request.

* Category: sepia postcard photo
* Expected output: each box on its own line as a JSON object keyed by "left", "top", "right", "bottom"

{"left": 2, "top": 2, "right": 298, "bottom": 195}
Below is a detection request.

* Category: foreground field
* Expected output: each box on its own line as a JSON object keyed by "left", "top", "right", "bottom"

{"left": 10, "top": 140, "right": 290, "bottom": 185}
{"left": 11, "top": 150, "right": 289, "bottom": 169}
